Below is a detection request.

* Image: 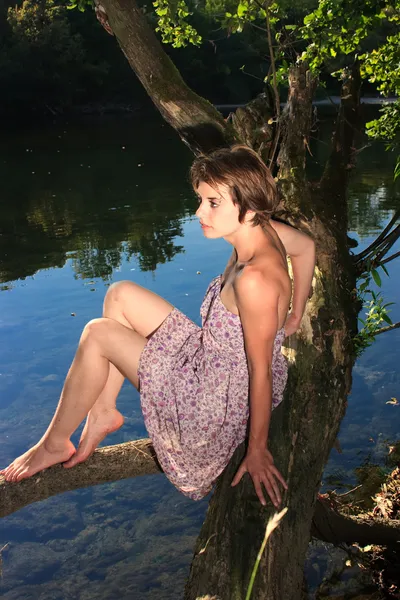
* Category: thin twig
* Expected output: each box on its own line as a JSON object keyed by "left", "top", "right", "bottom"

{"left": 373, "top": 321, "right": 400, "bottom": 336}
{"left": 265, "top": 9, "right": 280, "bottom": 120}
{"left": 265, "top": 7, "right": 282, "bottom": 170}
{"left": 240, "top": 68, "right": 265, "bottom": 82}
{"left": 354, "top": 143, "right": 372, "bottom": 154}
{"left": 337, "top": 484, "right": 362, "bottom": 498}
{"left": 249, "top": 22, "right": 268, "bottom": 33}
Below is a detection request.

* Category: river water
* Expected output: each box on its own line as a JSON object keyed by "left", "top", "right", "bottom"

{"left": 0, "top": 114, "right": 399, "bottom": 599}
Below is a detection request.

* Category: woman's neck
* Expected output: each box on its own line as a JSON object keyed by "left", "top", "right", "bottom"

{"left": 227, "top": 222, "right": 271, "bottom": 264}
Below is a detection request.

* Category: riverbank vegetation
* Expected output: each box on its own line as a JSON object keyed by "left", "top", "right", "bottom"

{"left": 1, "top": 0, "right": 397, "bottom": 118}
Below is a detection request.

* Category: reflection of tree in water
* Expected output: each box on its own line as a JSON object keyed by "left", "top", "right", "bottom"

{"left": 69, "top": 220, "right": 184, "bottom": 279}
{"left": 347, "top": 162, "right": 399, "bottom": 239}
{"left": 310, "top": 115, "right": 399, "bottom": 239}
{"left": 70, "top": 240, "right": 125, "bottom": 280}
{"left": 0, "top": 125, "right": 192, "bottom": 283}
{"left": 348, "top": 177, "right": 399, "bottom": 238}
{"left": 0, "top": 198, "right": 186, "bottom": 282}
{"left": 125, "top": 223, "right": 184, "bottom": 272}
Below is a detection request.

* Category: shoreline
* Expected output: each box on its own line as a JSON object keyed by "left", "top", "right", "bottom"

{"left": 0, "top": 95, "right": 396, "bottom": 125}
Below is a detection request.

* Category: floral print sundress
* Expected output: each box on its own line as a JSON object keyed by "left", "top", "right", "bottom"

{"left": 138, "top": 275, "right": 288, "bottom": 500}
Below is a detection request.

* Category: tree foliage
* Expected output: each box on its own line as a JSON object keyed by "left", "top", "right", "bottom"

{"left": 299, "top": 0, "right": 400, "bottom": 173}
{"left": 152, "top": 0, "right": 400, "bottom": 163}
{"left": 0, "top": 0, "right": 89, "bottom": 111}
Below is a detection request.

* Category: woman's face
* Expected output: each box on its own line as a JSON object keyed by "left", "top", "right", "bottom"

{"left": 195, "top": 181, "right": 245, "bottom": 240}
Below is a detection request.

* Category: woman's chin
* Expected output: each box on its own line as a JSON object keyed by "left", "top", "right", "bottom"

{"left": 201, "top": 227, "right": 213, "bottom": 237}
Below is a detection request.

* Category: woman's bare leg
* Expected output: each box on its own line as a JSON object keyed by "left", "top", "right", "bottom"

{"left": 63, "top": 281, "right": 174, "bottom": 467}
{"left": 1, "top": 282, "right": 174, "bottom": 481}
{"left": 2, "top": 318, "right": 147, "bottom": 482}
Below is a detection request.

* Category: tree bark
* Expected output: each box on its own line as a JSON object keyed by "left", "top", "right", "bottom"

{"left": 0, "top": 439, "right": 160, "bottom": 519}
{"left": 96, "top": 0, "right": 234, "bottom": 154}
{"left": 320, "top": 62, "right": 362, "bottom": 203}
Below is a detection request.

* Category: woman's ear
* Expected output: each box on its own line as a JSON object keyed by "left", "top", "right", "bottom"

{"left": 244, "top": 210, "right": 255, "bottom": 224}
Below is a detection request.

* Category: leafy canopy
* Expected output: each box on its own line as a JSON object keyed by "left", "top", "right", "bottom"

{"left": 153, "top": 0, "right": 399, "bottom": 164}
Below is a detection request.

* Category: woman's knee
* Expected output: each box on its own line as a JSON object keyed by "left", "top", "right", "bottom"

{"left": 80, "top": 317, "right": 110, "bottom": 345}
{"left": 104, "top": 280, "right": 138, "bottom": 312}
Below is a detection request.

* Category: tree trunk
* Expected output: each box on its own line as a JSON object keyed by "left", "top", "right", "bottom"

{"left": 185, "top": 64, "right": 359, "bottom": 600}
{"left": 320, "top": 62, "right": 362, "bottom": 200}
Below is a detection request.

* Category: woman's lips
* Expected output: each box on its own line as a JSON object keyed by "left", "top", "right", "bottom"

{"left": 201, "top": 223, "right": 211, "bottom": 229}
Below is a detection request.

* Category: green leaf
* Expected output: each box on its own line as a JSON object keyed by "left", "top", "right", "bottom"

{"left": 394, "top": 157, "right": 400, "bottom": 181}
{"left": 382, "top": 314, "right": 393, "bottom": 325}
{"left": 371, "top": 269, "right": 382, "bottom": 287}
{"left": 237, "top": 2, "right": 247, "bottom": 17}
{"left": 380, "top": 263, "right": 390, "bottom": 277}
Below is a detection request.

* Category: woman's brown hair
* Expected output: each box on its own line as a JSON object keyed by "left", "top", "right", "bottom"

{"left": 190, "top": 145, "right": 278, "bottom": 226}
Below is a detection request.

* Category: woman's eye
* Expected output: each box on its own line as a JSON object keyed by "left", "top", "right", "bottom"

{"left": 210, "top": 202, "right": 218, "bottom": 208}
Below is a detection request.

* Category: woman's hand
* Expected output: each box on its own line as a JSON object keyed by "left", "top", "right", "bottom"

{"left": 231, "top": 447, "right": 288, "bottom": 507}
{"left": 284, "top": 312, "right": 301, "bottom": 337}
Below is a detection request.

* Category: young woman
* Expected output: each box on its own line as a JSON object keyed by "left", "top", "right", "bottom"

{"left": 1, "top": 146, "right": 315, "bottom": 508}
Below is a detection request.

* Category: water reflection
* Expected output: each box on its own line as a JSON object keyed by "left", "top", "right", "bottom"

{"left": 0, "top": 117, "right": 192, "bottom": 283}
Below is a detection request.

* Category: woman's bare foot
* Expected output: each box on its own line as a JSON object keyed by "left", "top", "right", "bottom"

{"left": 0, "top": 440, "right": 76, "bottom": 483}
{"left": 63, "top": 408, "right": 124, "bottom": 468}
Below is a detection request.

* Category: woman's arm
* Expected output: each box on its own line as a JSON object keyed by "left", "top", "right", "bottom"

{"left": 231, "top": 267, "right": 287, "bottom": 507}
{"left": 271, "top": 220, "right": 316, "bottom": 336}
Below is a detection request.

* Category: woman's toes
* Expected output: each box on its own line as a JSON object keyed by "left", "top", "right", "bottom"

{"left": 5, "top": 468, "right": 13, "bottom": 482}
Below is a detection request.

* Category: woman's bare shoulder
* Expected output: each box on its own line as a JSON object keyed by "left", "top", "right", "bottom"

{"left": 234, "top": 263, "right": 282, "bottom": 297}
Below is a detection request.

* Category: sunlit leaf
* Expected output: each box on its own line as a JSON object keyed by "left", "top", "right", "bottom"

{"left": 371, "top": 269, "right": 382, "bottom": 287}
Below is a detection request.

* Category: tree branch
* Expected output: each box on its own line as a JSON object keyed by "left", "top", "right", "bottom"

{"left": 0, "top": 439, "right": 161, "bottom": 519}
{"left": 355, "top": 209, "right": 400, "bottom": 264}
{"left": 265, "top": 7, "right": 281, "bottom": 171}
{"left": 379, "top": 250, "right": 400, "bottom": 266}
{"left": 311, "top": 498, "right": 400, "bottom": 546}
{"left": 373, "top": 321, "right": 400, "bottom": 336}
{"left": 3, "top": 439, "right": 399, "bottom": 553}
{"left": 95, "top": 0, "right": 233, "bottom": 154}
{"left": 265, "top": 8, "right": 280, "bottom": 120}
{"left": 374, "top": 224, "right": 400, "bottom": 264}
